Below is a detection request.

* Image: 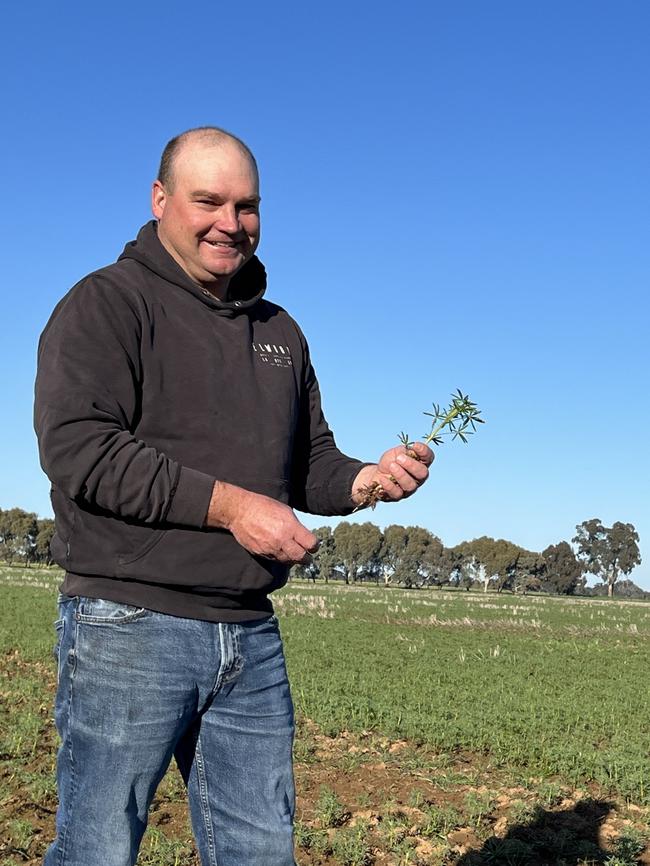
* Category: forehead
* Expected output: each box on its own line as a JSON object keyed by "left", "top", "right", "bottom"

{"left": 172, "top": 141, "right": 259, "bottom": 194}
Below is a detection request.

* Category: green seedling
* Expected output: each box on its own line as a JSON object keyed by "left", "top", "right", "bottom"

{"left": 315, "top": 786, "right": 350, "bottom": 828}
{"left": 357, "top": 389, "right": 484, "bottom": 509}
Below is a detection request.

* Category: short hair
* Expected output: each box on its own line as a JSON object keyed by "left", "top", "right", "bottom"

{"left": 157, "top": 126, "right": 258, "bottom": 190}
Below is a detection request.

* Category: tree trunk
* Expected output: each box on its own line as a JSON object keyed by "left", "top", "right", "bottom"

{"left": 608, "top": 567, "right": 619, "bottom": 597}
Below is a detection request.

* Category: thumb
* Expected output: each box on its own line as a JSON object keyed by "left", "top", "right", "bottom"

{"left": 295, "top": 524, "right": 320, "bottom": 553}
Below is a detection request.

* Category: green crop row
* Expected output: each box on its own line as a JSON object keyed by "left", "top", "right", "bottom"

{"left": 2, "top": 575, "right": 650, "bottom": 804}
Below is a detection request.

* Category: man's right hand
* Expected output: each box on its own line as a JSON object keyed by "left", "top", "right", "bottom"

{"left": 204, "top": 480, "right": 319, "bottom": 564}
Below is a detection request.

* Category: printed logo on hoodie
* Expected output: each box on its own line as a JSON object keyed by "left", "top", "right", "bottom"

{"left": 252, "top": 342, "right": 293, "bottom": 368}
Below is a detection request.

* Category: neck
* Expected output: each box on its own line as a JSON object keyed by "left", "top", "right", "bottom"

{"left": 200, "top": 283, "right": 229, "bottom": 301}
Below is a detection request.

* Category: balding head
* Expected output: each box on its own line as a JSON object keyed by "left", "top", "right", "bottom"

{"left": 157, "top": 127, "right": 258, "bottom": 192}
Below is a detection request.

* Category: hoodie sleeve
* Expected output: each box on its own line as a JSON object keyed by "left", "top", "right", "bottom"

{"left": 288, "top": 327, "right": 370, "bottom": 515}
{"left": 34, "top": 274, "right": 215, "bottom": 527}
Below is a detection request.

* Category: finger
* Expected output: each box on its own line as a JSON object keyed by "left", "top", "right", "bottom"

{"left": 408, "top": 442, "right": 434, "bottom": 465}
{"left": 295, "top": 525, "right": 319, "bottom": 552}
{"left": 395, "top": 453, "right": 430, "bottom": 483}
{"left": 409, "top": 442, "right": 434, "bottom": 466}
{"left": 377, "top": 474, "right": 405, "bottom": 501}
{"left": 388, "top": 462, "right": 419, "bottom": 494}
{"left": 282, "top": 539, "right": 313, "bottom": 564}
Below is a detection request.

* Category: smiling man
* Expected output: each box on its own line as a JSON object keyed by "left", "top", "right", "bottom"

{"left": 34, "top": 126, "right": 432, "bottom": 866}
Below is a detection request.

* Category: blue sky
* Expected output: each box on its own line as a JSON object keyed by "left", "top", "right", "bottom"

{"left": 2, "top": 1, "right": 648, "bottom": 587}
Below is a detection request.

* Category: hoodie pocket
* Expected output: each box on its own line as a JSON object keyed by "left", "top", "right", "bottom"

{"left": 117, "top": 528, "right": 168, "bottom": 565}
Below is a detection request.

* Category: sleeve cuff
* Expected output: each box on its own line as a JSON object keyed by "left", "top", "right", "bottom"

{"left": 166, "top": 466, "right": 216, "bottom": 527}
{"left": 306, "top": 460, "right": 374, "bottom": 515}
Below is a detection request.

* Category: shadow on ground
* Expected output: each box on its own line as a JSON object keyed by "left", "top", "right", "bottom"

{"left": 455, "top": 798, "right": 633, "bottom": 865}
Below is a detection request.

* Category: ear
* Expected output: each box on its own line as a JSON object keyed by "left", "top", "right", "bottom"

{"left": 151, "top": 180, "right": 167, "bottom": 219}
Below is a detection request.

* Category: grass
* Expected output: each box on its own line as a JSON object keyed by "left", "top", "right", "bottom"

{"left": 316, "top": 786, "right": 350, "bottom": 828}
{"left": 1, "top": 567, "right": 649, "bottom": 865}
{"left": 280, "top": 583, "right": 650, "bottom": 804}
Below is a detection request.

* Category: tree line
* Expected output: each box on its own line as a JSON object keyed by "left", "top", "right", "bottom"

{"left": 0, "top": 508, "right": 55, "bottom": 566}
{"left": 0, "top": 508, "right": 642, "bottom": 598}
{"left": 291, "top": 518, "right": 642, "bottom": 598}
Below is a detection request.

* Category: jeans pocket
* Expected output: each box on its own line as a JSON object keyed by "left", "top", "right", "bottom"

{"left": 77, "top": 596, "right": 148, "bottom": 624}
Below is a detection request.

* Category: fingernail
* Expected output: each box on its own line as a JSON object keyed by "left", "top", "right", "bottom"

{"left": 396, "top": 454, "right": 407, "bottom": 464}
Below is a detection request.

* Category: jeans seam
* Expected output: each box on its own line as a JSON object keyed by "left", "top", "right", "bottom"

{"left": 213, "top": 624, "right": 228, "bottom": 693}
{"left": 214, "top": 623, "right": 243, "bottom": 692}
{"left": 57, "top": 601, "right": 79, "bottom": 865}
{"left": 75, "top": 611, "right": 147, "bottom": 624}
{"left": 232, "top": 624, "right": 243, "bottom": 681}
{"left": 54, "top": 618, "right": 65, "bottom": 686}
{"left": 195, "top": 733, "right": 218, "bottom": 866}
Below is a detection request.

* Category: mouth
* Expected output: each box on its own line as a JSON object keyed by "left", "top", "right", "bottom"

{"left": 201, "top": 239, "right": 245, "bottom": 259}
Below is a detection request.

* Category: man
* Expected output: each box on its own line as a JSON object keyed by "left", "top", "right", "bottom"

{"left": 34, "top": 127, "right": 432, "bottom": 866}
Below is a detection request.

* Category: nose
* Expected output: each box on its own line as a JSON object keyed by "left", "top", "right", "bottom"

{"left": 214, "top": 203, "right": 241, "bottom": 235}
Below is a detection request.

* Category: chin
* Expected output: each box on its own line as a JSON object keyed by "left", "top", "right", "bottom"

{"left": 205, "top": 266, "right": 243, "bottom": 283}
{"left": 200, "top": 258, "right": 243, "bottom": 276}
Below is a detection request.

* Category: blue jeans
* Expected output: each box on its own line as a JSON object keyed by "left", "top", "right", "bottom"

{"left": 45, "top": 595, "right": 296, "bottom": 866}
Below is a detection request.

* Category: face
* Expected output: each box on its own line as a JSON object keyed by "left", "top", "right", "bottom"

{"left": 152, "top": 140, "right": 260, "bottom": 296}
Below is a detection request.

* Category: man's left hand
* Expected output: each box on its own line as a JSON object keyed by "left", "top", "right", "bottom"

{"left": 351, "top": 442, "right": 433, "bottom": 507}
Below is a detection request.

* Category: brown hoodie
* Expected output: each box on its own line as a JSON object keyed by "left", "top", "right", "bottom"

{"left": 34, "top": 221, "right": 363, "bottom": 621}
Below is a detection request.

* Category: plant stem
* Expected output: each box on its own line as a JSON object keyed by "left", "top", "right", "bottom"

{"left": 425, "top": 404, "right": 465, "bottom": 444}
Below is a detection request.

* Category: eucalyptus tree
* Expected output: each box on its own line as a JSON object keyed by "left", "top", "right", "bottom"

{"left": 312, "top": 526, "right": 338, "bottom": 582}
{"left": 0, "top": 508, "right": 39, "bottom": 564}
{"left": 573, "top": 518, "right": 641, "bottom": 597}
{"left": 511, "top": 550, "right": 546, "bottom": 594}
{"left": 455, "top": 537, "right": 527, "bottom": 593}
{"left": 35, "top": 518, "right": 56, "bottom": 565}
{"left": 542, "top": 541, "right": 584, "bottom": 595}
{"left": 443, "top": 546, "right": 478, "bottom": 590}
{"left": 380, "top": 525, "right": 443, "bottom": 587}
{"left": 380, "top": 524, "right": 409, "bottom": 586}
{"left": 456, "top": 537, "right": 505, "bottom": 591}
{"left": 332, "top": 521, "right": 383, "bottom": 584}
{"left": 407, "top": 527, "right": 444, "bottom": 586}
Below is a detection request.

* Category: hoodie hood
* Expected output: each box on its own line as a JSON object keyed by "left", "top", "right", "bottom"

{"left": 118, "top": 220, "right": 267, "bottom": 316}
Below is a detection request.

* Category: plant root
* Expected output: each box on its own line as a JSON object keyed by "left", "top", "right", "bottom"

{"left": 353, "top": 482, "right": 385, "bottom": 511}
{"left": 354, "top": 449, "right": 421, "bottom": 511}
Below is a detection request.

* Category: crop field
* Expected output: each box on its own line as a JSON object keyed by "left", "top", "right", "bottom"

{"left": 1, "top": 566, "right": 650, "bottom": 865}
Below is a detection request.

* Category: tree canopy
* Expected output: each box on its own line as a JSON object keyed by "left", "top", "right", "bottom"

{"left": 286, "top": 518, "right": 643, "bottom": 597}
{"left": 573, "top": 518, "right": 641, "bottom": 597}
{"left": 0, "top": 509, "right": 53, "bottom": 565}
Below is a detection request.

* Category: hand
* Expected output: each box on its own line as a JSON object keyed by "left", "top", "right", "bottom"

{"left": 351, "top": 441, "right": 433, "bottom": 506}
{"left": 205, "top": 481, "right": 319, "bottom": 564}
